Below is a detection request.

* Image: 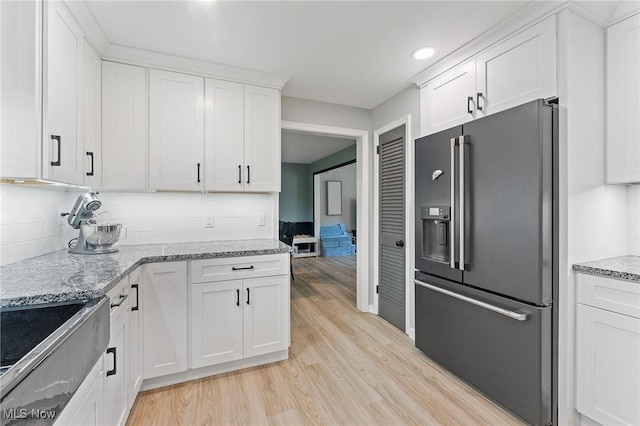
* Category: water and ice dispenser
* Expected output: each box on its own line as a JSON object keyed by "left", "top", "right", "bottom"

{"left": 420, "top": 206, "right": 451, "bottom": 264}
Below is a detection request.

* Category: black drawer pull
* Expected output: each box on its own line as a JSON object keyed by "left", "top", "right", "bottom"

{"left": 131, "top": 284, "right": 139, "bottom": 311}
{"left": 467, "top": 96, "right": 474, "bottom": 114}
{"left": 246, "top": 288, "right": 250, "bottom": 305}
{"left": 238, "top": 165, "right": 242, "bottom": 184}
{"left": 86, "top": 152, "right": 94, "bottom": 176}
{"left": 232, "top": 266, "right": 254, "bottom": 271}
{"left": 110, "top": 293, "right": 128, "bottom": 308}
{"left": 246, "top": 165, "right": 250, "bottom": 184}
{"left": 51, "top": 135, "right": 61, "bottom": 166}
{"left": 106, "top": 347, "right": 117, "bottom": 376}
{"left": 197, "top": 163, "right": 201, "bottom": 183}
{"left": 236, "top": 289, "right": 240, "bottom": 306}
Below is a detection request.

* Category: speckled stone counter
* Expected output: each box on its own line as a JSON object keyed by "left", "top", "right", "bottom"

{"left": 0, "top": 239, "right": 290, "bottom": 307}
{"left": 573, "top": 255, "right": 640, "bottom": 283}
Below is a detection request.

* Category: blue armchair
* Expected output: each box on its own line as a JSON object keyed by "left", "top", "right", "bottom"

{"left": 319, "top": 224, "right": 355, "bottom": 257}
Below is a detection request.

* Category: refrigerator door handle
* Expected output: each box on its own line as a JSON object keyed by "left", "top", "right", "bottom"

{"left": 415, "top": 279, "right": 529, "bottom": 321}
{"left": 450, "top": 138, "right": 457, "bottom": 269}
{"left": 458, "top": 135, "right": 466, "bottom": 271}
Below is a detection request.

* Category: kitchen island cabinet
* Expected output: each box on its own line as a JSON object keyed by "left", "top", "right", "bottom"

{"left": 574, "top": 257, "right": 640, "bottom": 426}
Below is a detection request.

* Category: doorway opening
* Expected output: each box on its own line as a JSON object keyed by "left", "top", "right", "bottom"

{"left": 280, "top": 121, "right": 370, "bottom": 312}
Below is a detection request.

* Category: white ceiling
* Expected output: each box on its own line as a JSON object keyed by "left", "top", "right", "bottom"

{"left": 84, "top": 0, "right": 536, "bottom": 109}
{"left": 282, "top": 131, "right": 355, "bottom": 164}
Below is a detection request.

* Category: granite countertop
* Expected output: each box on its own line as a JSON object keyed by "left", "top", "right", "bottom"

{"left": 0, "top": 239, "right": 291, "bottom": 308}
{"left": 572, "top": 255, "right": 640, "bottom": 283}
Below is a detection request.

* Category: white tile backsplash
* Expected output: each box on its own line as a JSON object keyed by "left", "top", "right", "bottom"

{"left": 628, "top": 186, "right": 640, "bottom": 255}
{"left": 0, "top": 184, "right": 277, "bottom": 265}
{"left": 0, "top": 184, "right": 69, "bottom": 265}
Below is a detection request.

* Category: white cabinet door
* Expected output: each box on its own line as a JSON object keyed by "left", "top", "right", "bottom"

{"left": 243, "top": 85, "right": 281, "bottom": 192}
{"left": 191, "top": 280, "right": 244, "bottom": 368}
{"left": 44, "top": 1, "right": 83, "bottom": 184}
{"left": 204, "top": 78, "right": 244, "bottom": 191}
{"left": 420, "top": 60, "right": 475, "bottom": 136}
{"left": 127, "top": 269, "right": 143, "bottom": 410}
{"left": 142, "top": 262, "right": 188, "bottom": 379}
{"left": 104, "top": 300, "right": 129, "bottom": 426}
{"left": 149, "top": 69, "right": 204, "bottom": 191}
{"left": 0, "top": 0, "right": 40, "bottom": 179}
{"left": 475, "top": 16, "right": 556, "bottom": 117}
{"left": 82, "top": 39, "right": 101, "bottom": 188}
{"left": 243, "top": 275, "right": 289, "bottom": 358}
{"left": 606, "top": 13, "right": 640, "bottom": 184}
{"left": 102, "top": 61, "right": 147, "bottom": 190}
{"left": 576, "top": 304, "right": 640, "bottom": 426}
{"left": 54, "top": 357, "right": 104, "bottom": 426}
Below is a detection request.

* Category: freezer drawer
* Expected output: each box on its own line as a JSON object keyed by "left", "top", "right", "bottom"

{"left": 415, "top": 273, "right": 551, "bottom": 426}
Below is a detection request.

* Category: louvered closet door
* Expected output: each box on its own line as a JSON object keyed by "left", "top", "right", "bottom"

{"left": 379, "top": 126, "right": 406, "bottom": 331}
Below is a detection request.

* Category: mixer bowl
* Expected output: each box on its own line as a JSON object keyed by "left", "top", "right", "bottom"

{"left": 81, "top": 224, "right": 125, "bottom": 247}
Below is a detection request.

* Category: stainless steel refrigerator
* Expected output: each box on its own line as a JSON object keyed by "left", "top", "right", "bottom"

{"left": 414, "top": 99, "right": 558, "bottom": 426}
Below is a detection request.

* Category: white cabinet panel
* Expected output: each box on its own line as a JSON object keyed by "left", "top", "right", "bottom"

{"left": 127, "top": 270, "right": 143, "bottom": 410}
{"left": 475, "top": 16, "right": 556, "bottom": 116}
{"left": 102, "top": 61, "right": 147, "bottom": 189}
{"left": 44, "top": 1, "right": 83, "bottom": 184}
{"left": 54, "top": 357, "right": 104, "bottom": 426}
{"left": 243, "top": 275, "right": 289, "bottom": 358}
{"left": 606, "top": 13, "right": 640, "bottom": 184}
{"left": 82, "top": 39, "right": 101, "bottom": 187}
{"left": 0, "top": 0, "right": 40, "bottom": 178}
{"left": 142, "top": 262, "right": 188, "bottom": 379}
{"left": 576, "top": 304, "right": 640, "bottom": 426}
{"left": 149, "top": 70, "right": 204, "bottom": 191}
{"left": 191, "top": 280, "right": 244, "bottom": 368}
{"left": 191, "top": 254, "right": 289, "bottom": 283}
{"left": 104, "top": 291, "right": 129, "bottom": 426}
{"left": 204, "top": 79, "right": 244, "bottom": 191}
{"left": 420, "top": 60, "right": 475, "bottom": 135}
{"left": 243, "top": 85, "right": 281, "bottom": 192}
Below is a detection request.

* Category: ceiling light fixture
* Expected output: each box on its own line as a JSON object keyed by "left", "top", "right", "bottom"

{"left": 412, "top": 47, "right": 435, "bottom": 60}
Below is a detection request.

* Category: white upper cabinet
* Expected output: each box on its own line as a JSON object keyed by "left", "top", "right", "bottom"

{"left": 82, "top": 40, "right": 101, "bottom": 188}
{"left": 204, "top": 79, "right": 245, "bottom": 191}
{"left": 102, "top": 61, "right": 148, "bottom": 190}
{"left": 243, "top": 85, "right": 281, "bottom": 192}
{"left": 420, "top": 60, "right": 476, "bottom": 134}
{"left": 44, "top": 1, "right": 84, "bottom": 184}
{"left": 420, "top": 16, "right": 556, "bottom": 136}
{"left": 149, "top": 69, "right": 204, "bottom": 191}
{"left": 0, "top": 0, "right": 40, "bottom": 179}
{"left": 606, "top": 13, "right": 640, "bottom": 184}
{"left": 204, "top": 81, "right": 281, "bottom": 192}
{"left": 475, "top": 16, "right": 556, "bottom": 117}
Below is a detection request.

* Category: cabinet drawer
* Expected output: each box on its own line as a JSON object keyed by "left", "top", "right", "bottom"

{"left": 107, "top": 277, "right": 129, "bottom": 321}
{"left": 577, "top": 273, "right": 640, "bottom": 318}
{"left": 191, "top": 254, "right": 288, "bottom": 283}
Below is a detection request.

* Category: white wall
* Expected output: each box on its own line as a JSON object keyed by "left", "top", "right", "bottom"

{"left": 282, "top": 96, "right": 371, "bottom": 131}
{"left": 557, "top": 10, "right": 630, "bottom": 426}
{"left": 0, "top": 184, "right": 277, "bottom": 265}
{"left": 0, "top": 184, "right": 69, "bottom": 265}
{"left": 317, "top": 163, "right": 356, "bottom": 231}
{"left": 629, "top": 186, "right": 640, "bottom": 255}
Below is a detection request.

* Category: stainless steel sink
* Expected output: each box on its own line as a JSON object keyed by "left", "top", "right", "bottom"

{"left": 0, "top": 297, "right": 109, "bottom": 425}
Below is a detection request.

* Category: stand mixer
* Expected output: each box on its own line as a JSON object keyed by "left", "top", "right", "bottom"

{"left": 67, "top": 192, "right": 124, "bottom": 254}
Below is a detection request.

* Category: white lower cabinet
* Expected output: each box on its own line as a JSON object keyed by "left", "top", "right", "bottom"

{"left": 191, "top": 274, "right": 289, "bottom": 369}
{"left": 142, "top": 262, "right": 188, "bottom": 379}
{"left": 104, "top": 278, "right": 130, "bottom": 426}
{"left": 127, "top": 267, "right": 143, "bottom": 410}
{"left": 54, "top": 356, "right": 104, "bottom": 426}
{"left": 576, "top": 273, "right": 640, "bottom": 426}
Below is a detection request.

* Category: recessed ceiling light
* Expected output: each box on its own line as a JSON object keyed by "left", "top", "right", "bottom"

{"left": 412, "top": 47, "right": 435, "bottom": 60}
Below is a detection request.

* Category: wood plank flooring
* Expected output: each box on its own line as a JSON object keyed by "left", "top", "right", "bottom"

{"left": 127, "top": 255, "right": 523, "bottom": 425}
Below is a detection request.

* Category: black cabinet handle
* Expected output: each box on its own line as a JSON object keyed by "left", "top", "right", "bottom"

{"left": 246, "top": 165, "right": 250, "bottom": 184}
{"left": 110, "top": 293, "right": 128, "bottom": 308}
{"left": 232, "top": 265, "right": 254, "bottom": 271}
{"left": 236, "top": 289, "right": 240, "bottom": 306}
{"left": 51, "top": 135, "right": 61, "bottom": 166}
{"left": 395, "top": 240, "right": 405, "bottom": 248}
{"left": 238, "top": 165, "right": 242, "bottom": 184}
{"left": 86, "top": 152, "right": 94, "bottom": 176}
{"left": 246, "top": 288, "right": 250, "bottom": 305}
{"left": 106, "top": 347, "right": 117, "bottom": 377}
{"left": 467, "top": 96, "right": 474, "bottom": 114}
{"left": 197, "top": 163, "right": 201, "bottom": 183}
{"left": 476, "top": 92, "right": 483, "bottom": 111}
{"left": 131, "top": 284, "right": 139, "bottom": 311}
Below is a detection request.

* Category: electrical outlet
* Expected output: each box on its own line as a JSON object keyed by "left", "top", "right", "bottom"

{"left": 205, "top": 215, "right": 214, "bottom": 228}
{"left": 257, "top": 214, "right": 266, "bottom": 226}
{"left": 58, "top": 209, "right": 66, "bottom": 225}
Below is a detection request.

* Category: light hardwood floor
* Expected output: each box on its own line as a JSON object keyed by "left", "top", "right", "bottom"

{"left": 127, "top": 256, "right": 523, "bottom": 425}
